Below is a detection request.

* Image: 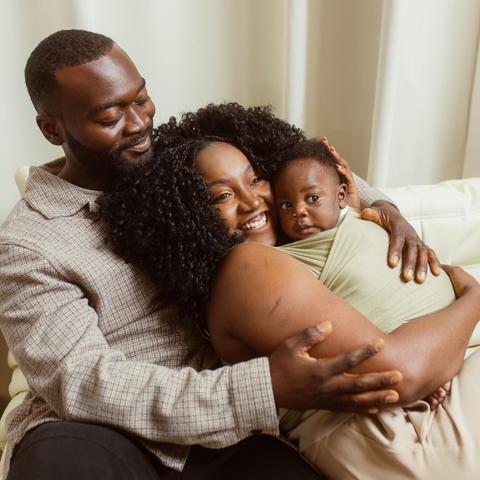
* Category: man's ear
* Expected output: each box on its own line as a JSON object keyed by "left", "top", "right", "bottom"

{"left": 338, "top": 183, "right": 348, "bottom": 209}
{"left": 36, "top": 114, "right": 65, "bottom": 146}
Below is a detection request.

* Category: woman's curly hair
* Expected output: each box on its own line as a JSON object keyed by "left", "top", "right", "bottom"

{"left": 98, "top": 102, "right": 305, "bottom": 328}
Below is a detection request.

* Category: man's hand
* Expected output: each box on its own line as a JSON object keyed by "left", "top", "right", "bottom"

{"left": 361, "top": 200, "right": 441, "bottom": 282}
{"left": 321, "top": 137, "right": 361, "bottom": 213}
{"left": 269, "top": 322, "right": 402, "bottom": 414}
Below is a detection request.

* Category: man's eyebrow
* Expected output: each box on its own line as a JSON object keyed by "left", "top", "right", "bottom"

{"left": 92, "top": 78, "right": 147, "bottom": 115}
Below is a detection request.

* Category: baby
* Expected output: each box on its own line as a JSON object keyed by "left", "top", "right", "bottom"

{"left": 272, "top": 139, "right": 455, "bottom": 410}
{"left": 272, "top": 139, "right": 352, "bottom": 242}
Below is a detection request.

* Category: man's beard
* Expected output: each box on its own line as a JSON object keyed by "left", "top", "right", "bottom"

{"left": 63, "top": 123, "right": 155, "bottom": 186}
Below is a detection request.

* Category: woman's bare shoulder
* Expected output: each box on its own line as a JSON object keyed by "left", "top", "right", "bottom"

{"left": 207, "top": 241, "right": 331, "bottom": 361}
{"left": 215, "top": 241, "right": 303, "bottom": 276}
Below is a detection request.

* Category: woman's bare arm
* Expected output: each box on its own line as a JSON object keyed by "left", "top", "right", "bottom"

{"left": 207, "top": 244, "right": 480, "bottom": 406}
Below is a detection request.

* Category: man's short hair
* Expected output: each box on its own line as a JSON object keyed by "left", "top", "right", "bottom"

{"left": 25, "top": 29, "right": 115, "bottom": 116}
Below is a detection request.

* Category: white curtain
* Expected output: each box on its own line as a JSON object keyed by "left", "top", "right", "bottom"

{"left": 366, "top": 0, "right": 480, "bottom": 188}
{"left": 1, "top": 0, "right": 480, "bottom": 224}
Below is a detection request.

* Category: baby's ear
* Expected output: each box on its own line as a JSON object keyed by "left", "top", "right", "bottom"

{"left": 338, "top": 183, "right": 348, "bottom": 209}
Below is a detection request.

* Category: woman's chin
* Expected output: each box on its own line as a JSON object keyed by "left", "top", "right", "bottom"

{"left": 242, "top": 224, "right": 277, "bottom": 246}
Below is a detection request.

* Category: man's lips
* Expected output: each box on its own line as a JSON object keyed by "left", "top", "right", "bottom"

{"left": 125, "top": 134, "right": 151, "bottom": 153}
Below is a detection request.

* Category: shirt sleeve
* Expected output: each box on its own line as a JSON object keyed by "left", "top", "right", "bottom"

{"left": 0, "top": 242, "right": 280, "bottom": 448}
{"left": 353, "top": 173, "right": 397, "bottom": 210}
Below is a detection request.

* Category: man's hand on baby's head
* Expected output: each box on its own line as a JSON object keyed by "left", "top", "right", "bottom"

{"left": 321, "top": 138, "right": 361, "bottom": 214}
{"left": 361, "top": 201, "right": 441, "bottom": 283}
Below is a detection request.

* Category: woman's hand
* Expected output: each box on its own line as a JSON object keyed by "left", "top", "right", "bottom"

{"left": 441, "top": 264, "right": 480, "bottom": 298}
{"left": 321, "top": 137, "right": 361, "bottom": 213}
{"left": 361, "top": 201, "right": 441, "bottom": 283}
{"left": 424, "top": 380, "right": 451, "bottom": 409}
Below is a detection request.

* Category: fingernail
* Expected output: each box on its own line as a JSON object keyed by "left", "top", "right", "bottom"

{"left": 373, "top": 339, "right": 384, "bottom": 352}
{"left": 418, "top": 272, "right": 426, "bottom": 282}
{"left": 384, "top": 394, "right": 398, "bottom": 403}
{"left": 323, "top": 137, "right": 328, "bottom": 142}
{"left": 390, "top": 373, "right": 402, "bottom": 384}
{"left": 330, "top": 146, "right": 336, "bottom": 153}
{"left": 316, "top": 321, "right": 331, "bottom": 333}
{"left": 406, "top": 268, "right": 414, "bottom": 280}
{"left": 368, "top": 407, "right": 379, "bottom": 414}
{"left": 391, "top": 255, "right": 399, "bottom": 266}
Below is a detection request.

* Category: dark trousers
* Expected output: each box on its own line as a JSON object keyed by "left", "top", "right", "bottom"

{"left": 7, "top": 422, "right": 323, "bottom": 479}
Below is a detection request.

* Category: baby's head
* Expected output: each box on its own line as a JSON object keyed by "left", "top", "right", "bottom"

{"left": 273, "top": 139, "right": 347, "bottom": 241}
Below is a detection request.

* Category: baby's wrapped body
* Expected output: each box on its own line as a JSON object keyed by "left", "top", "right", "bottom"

{"left": 277, "top": 209, "right": 480, "bottom": 480}
{"left": 278, "top": 208, "right": 455, "bottom": 333}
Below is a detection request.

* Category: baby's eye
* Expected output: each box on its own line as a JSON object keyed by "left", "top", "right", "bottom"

{"left": 307, "top": 195, "right": 319, "bottom": 203}
{"left": 279, "top": 202, "right": 292, "bottom": 210}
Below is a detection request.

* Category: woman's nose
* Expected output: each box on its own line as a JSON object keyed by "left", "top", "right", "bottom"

{"left": 238, "top": 191, "right": 262, "bottom": 212}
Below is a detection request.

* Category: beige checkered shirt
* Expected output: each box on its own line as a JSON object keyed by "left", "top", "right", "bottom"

{"left": 0, "top": 159, "right": 392, "bottom": 476}
{"left": 0, "top": 159, "right": 281, "bottom": 475}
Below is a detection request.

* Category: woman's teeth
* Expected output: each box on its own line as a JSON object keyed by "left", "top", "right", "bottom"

{"left": 242, "top": 213, "right": 267, "bottom": 230}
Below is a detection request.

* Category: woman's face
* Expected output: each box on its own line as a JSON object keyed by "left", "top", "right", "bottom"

{"left": 195, "top": 142, "right": 277, "bottom": 245}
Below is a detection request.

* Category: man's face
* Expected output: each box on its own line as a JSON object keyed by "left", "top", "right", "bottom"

{"left": 54, "top": 44, "right": 156, "bottom": 185}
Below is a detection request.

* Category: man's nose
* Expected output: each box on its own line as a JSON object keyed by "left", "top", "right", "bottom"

{"left": 123, "top": 102, "right": 155, "bottom": 135}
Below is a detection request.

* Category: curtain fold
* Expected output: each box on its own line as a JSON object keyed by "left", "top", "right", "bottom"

{"left": 286, "top": 0, "right": 309, "bottom": 130}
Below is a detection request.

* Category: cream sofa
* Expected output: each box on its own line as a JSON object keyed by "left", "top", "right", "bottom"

{"left": 1, "top": 168, "right": 480, "bottom": 475}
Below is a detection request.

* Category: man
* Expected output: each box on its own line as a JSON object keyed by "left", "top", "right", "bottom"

{"left": 0, "top": 30, "right": 433, "bottom": 479}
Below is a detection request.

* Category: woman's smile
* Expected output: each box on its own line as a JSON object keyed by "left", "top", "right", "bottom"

{"left": 242, "top": 212, "right": 267, "bottom": 230}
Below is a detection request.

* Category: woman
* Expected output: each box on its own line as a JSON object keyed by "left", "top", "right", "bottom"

{"left": 99, "top": 104, "right": 480, "bottom": 479}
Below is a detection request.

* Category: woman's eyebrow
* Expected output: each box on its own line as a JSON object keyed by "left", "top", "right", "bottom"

{"left": 206, "top": 165, "right": 253, "bottom": 188}
{"left": 206, "top": 178, "right": 229, "bottom": 188}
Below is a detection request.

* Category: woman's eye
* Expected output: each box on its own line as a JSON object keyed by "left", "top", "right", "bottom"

{"left": 250, "top": 175, "right": 264, "bottom": 186}
{"left": 214, "top": 192, "right": 231, "bottom": 202}
{"left": 279, "top": 202, "right": 291, "bottom": 210}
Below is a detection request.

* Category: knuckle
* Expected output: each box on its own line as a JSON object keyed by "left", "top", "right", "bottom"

{"left": 301, "top": 326, "right": 319, "bottom": 344}
{"left": 341, "top": 351, "right": 363, "bottom": 370}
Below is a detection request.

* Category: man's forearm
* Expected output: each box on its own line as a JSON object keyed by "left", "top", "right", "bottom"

{"left": 353, "top": 173, "right": 396, "bottom": 210}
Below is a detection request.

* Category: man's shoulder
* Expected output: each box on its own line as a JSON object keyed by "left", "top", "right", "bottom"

{"left": 0, "top": 159, "right": 103, "bottom": 260}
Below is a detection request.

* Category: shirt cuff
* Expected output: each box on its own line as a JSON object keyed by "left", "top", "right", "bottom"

{"left": 230, "top": 357, "right": 279, "bottom": 438}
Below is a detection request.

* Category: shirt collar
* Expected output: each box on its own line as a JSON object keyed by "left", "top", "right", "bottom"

{"left": 25, "top": 158, "right": 101, "bottom": 219}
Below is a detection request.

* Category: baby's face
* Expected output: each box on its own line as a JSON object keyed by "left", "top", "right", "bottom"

{"left": 274, "top": 158, "right": 347, "bottom": 241}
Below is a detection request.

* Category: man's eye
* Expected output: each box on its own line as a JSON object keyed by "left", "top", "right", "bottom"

{"left": 136, "top": 97, "right": 150, "bottom": 106}
{"left": 280, "top": 203, "right": 291, "bottom": 210}
{"left": 100, "top": 113, "right": 121, "bottom": 126}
